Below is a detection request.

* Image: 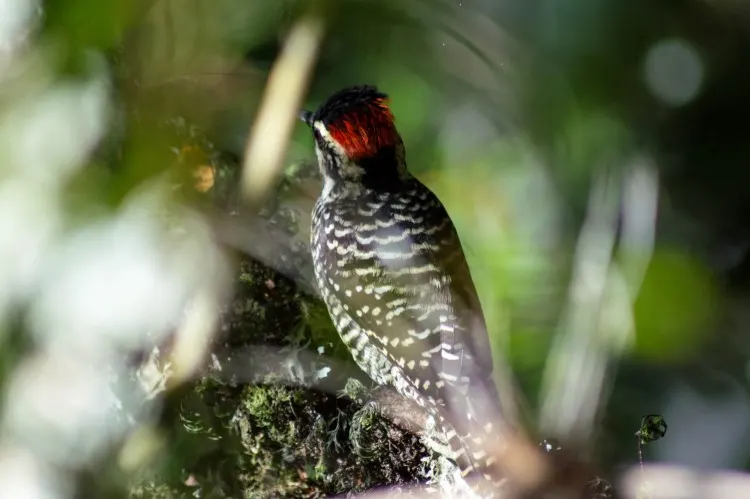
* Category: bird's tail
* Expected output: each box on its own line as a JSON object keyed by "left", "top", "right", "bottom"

{"left": 441, "top": 377, "right": 509, "bottom": 496}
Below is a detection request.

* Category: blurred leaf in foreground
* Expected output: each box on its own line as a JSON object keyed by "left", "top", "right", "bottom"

{"left": 632, "top": 251, "right": 718, "bottom": 362}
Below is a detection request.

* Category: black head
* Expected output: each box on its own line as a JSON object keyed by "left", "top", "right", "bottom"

{"left": 301, "top": 85, "right": 405, "bottom": 188}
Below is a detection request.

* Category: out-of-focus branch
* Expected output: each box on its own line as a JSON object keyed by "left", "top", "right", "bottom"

{"left": 618, "top": 159, "right": 659, "bottom": 296}
{"left": 538, "top": 159, "right": 659, "bottom": 443}
{"left": 538, "top": 169, "right": 621, "bottom": 441}
{"left": 620, "top": 464, "right": 750, "bottom": 499}
{"left": 337, "top": 463, "right": 750, "bottom": 499}
{"left": 206, "top": 344, "right": 433, "bottom": 438}
{"left": 241, "top": 11, "right": 325, "bottom": 205}
{"left": 211, "top": 204, "right": 319, "bottom": 297}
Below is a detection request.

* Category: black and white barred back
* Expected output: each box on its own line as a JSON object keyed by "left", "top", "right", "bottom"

{"left": 302, "top": 85, "right": 507, "bottom": 494}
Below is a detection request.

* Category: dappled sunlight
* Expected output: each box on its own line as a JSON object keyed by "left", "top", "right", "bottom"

{"left": 0, "top": 0, "right": 746, "bottom": 498}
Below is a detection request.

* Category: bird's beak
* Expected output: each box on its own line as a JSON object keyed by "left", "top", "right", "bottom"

{"left": 299, "top": 110, "right": 313, "bottom": 127}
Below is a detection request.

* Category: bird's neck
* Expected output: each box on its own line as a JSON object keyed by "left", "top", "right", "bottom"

{"left": 323, "top": 170, "right": 413, "bottom": 201}
{"left": 321, "top": 147, "right": 411, "bottom": 200}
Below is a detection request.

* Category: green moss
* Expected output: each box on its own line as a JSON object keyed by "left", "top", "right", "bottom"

{"left": 350, "top": 403, "right": 380, "bottom": 458}
{"left": 167, "top": 254, "right": 435, "bottom": 497}
{"left": 298, "top": 298, "right": 351, "bottom": 361}
{"left": 342, "top": 378, "right": 369, "bottom": 404}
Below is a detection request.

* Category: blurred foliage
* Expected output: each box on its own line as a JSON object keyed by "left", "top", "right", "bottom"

{"left": 1, "top": 0, "right": 750, "bottom": 497}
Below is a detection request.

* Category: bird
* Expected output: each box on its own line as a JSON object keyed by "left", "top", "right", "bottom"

{"left": 301, "top": 85, "right": 510, "bottom": 496}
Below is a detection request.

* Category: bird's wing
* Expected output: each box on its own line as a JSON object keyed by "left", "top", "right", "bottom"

{"left": 313, "top": 185, "right": 497, "bottom": 414}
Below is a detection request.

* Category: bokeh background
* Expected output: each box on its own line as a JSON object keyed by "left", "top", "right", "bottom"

{"left": 1, "top": 0, "right": 750, "bottom": 497}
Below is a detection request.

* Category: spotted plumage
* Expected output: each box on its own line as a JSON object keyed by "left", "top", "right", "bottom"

{"left": 302, "top": 85, "right": 506, "bottom": 495}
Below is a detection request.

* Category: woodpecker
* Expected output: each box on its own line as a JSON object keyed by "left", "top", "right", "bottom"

{"left": 302, "top": 85, "right": 508, "bottom": 495}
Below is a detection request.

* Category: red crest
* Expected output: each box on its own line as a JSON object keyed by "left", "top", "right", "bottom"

{"left": 327, "top": 97, "right": 398, "bottom": 160}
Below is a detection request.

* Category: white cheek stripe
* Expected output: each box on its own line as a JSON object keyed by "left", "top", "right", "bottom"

{"left": 314, "top": 121, "right": 348, "bottom": 156}
{"left": 314, "top": 121, "right": 343, "bottom": 198}
{"left": 313, "top": 120, "right": 366, "bottom": 183}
